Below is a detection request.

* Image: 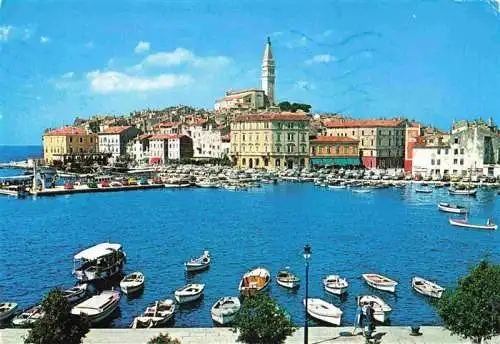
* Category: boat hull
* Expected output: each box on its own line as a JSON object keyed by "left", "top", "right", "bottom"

{"left": 324, "top": 285, "right": 347, "bottom": 295}
{"left": 412, "top": 278, "right": 444, "bottom": 299}
{"left": 303, "top": 299, "right": 342, "bottom": 326}
{"left": 120, "top": 283, "right": 144, "bottom": 295}
{"left": 174, "top": 292, "right": 203, "bottom": 304}
{"left": 0, "top": 303, "right": 18, "bottom": 322}
{"left": 438, "top": 203, "right": 468, "bottom": 214}
{"left": 185, "top": 263, "right": 209, "bottom": 272}
{"left": 449, "top": 219, "right": 497, "bottom": 230}
{"left": 362, "top": 274, "right": 397, "bottom": 293}
{"left": 276, "top": 279, "right": 300, "bottom": 289}
{"left": 132, "top": 313, "right": 174, "bottom": 328}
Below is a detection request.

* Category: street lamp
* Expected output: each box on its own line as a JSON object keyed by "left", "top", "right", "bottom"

{"left": 304, "top": 244, "right": 311, "bottom": 344}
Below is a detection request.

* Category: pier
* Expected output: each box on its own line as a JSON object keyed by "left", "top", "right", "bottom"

{"left": 29, "top": 183, "right": 165, "bottom": 197}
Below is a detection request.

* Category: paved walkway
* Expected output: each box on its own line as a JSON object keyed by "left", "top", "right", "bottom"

{"left": 1, "top": 327, "right": 499, "bottom": 344}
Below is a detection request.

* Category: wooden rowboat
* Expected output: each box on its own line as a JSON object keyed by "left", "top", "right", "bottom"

{"left": 362, "top": 273, "right": 398, "bottom": 293}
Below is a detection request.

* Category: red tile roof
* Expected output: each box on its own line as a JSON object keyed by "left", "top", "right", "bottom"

{"left": 100, "top": 126, "right": 132, "bottom": 134}
{"left": 150, "top": 134, "right": 186, "bottom": 140}
{"left": 310, "top": 136, "right": 359, "bottom": 143}
{"left": 44, "top": 127, "right": 88, "bottom": 136}
{"left": 324, "top": 119, "right": 405, "bottom": 128}
{"left": 155, "top": 121, "right": 179, "bottom": 129}
{"left": 134, "top": 134, "right": 152, "bottom": 141}
{"left": 235, "top": 112, "right": 310, "bottom": 122}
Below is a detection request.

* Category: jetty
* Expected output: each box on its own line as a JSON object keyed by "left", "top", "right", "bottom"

{"left": 29, "top": 183, "right": 164, "bottom": 197}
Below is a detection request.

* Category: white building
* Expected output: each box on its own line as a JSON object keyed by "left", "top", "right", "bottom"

{"left": 215, "top": 89, "right": 266, "bottom": 111}
{"left": 412, "top": 145, "right": 453, "bottom": 177}
{"left": 98, "top": 126, "right": 139, "bottom": 163}
{"left": 182, "top": 119, "right": 224, "bottom": 159}
{"left": 127, "top": 134, "right": 152, "bottom": 166}
{"left": 132, "top": 134, "right": 194, "bottom": 165}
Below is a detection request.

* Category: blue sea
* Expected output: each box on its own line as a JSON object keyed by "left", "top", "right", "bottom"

{"left": 0, "top": 146, "right": 499, "bottom": 328}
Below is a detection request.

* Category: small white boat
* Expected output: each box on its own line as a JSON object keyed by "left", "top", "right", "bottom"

{"left": 328, "top": 185, "right": 346, "bottom": 190}
{"left": 211, "top": 296, "right": 241, "bottom": 325}
{"left": 276, "top": 270, "right": 300, "bottom": 289}
{"left": 120, "top": 272, "right": 145, "bottom": 295}
{"left": 185, "top": 251, "right": 210, "bottom": 272}
{"left": 323, "top": 275, "right": 348, "bottom": 295}
{"left": 438, "top": 202, "right": 468, "bottom": 214}
{"left": 71, "top": 290, "right": 120, "bottom": 323}
{"left": 303, "top": 298, "right": 342, "bottom": 326}
{"left": 449, "top": 188, "right": 477, "bottom": 196}
{"left": 359, "top": 295, "right": 392, "bottom": 322}
{"left": 415, "top": 188, "right": 433, "bottom": 194}
{"left": 362, "top": 273, "right": 398, "bottom": 293}
{"left": 449, "top": 218, "right": 497, "bottom": 230}
{"left": 62, "top": 284, "right": 88, "bottom": 303}
{"left": 239, "top": 267, "right": 271, "bottom": 296}
{"left": 164, "top": 183, "right": 191, "bottom": 188}
{"left": 412, "top": 277, "right": 445, "bottom": 299}
{"left": 0, "top": 302, "right": 18, "bottom": 322}
{"left": 12, "top": 305, "right": 44, "bottom": 327}
{"left": 174, "top": 284, "right": 205, "bottom": 304}
{"left": 352, "top": 188, "right": 371, "bottom": 194}
{"left": 131, "top": 299, "right": 176, "bottom": 328}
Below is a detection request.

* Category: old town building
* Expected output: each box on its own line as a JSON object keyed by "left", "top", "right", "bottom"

{"left": 215, "top": 89, "right": 266, "bottom": 111}
{"left": 98, "top": 126, "right": 140, "bottom": 163}
{"left": 230, "top": 112, "right": 310, "bottom": 170}
{"left": 43, "top": 126, "right": 98, "bottom": 165}
{"left": 310, "top": 136, "right": 361, "bottom": 167}
{"left": 182, "top": 119, "right": 223, "bottom": 159}
{"left": 148, "top": 134, "right": 194, "bottom": 164}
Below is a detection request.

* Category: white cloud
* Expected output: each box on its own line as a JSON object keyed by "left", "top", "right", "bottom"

{"left": 305, "top": 54, "right": 337, "bottom": 65}
{"left": 40, "top": 36, "right": 50, "bottom": 43}
{"left": 285, "top": 36, "right": 308, "bottom": 48}
{"left": 0, "top": 25, "right": 12, "bottom": 41}
{"left": 86, "top": 70, "right": 193, "bottom": 93}
{"left": 61, "top": 72, "right": 74, "bottom": 79}
{"left": 135, "top": 47, "right": 231, "bottom": 70}
{"left": 134, "top": 41, "right": 151, "bottom": 54}
{"left": 294, "top": 81, "right": 315, "bottom": 90}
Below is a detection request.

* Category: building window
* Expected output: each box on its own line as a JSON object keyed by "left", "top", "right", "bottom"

{"left": 437, "top": 148, "right": 441, "bottom": 154}
{"left": 460, "top": 159, "right": 464, "bottom": 165}
{"left": 242, "top": 158, "right": 246, "bottom": 165}
{"left": 327, "top": 146, "right": 331, "bottom": 154}
{"left": 276, "top": 145, "right": 281, "bottom": 153}
{"left": 69, "top": 137, "right": 73, "bottom": 143}
{"left": 312, "top": 146, "right": 316, "bottom": 155}
{"left": 242, "top": 134, "right": 246, "bottom": 141}
{"left": 454, "top": 149, "right": 458, "bottom": 155}
{"left": 301, "top": 145, "right": 306, "bottom": 153}
{"left": 361, "top": 139, "right": 364, "bottom": 146}
{"left": 80, "top": 137, "right": 83, "bottom": 143}
{"left": 445, "top": 149, "right": 449, "bottom": 155}
{"left": 287, "top": 144, "right": 295, "bottom": 153}
{"left": 431, "top": 159, "right": 435, "bottom": 165}
{"left": 437, "top": 159, "right": 441, "bottom": 165}
{"left": 460, "top": 148, "right": 464, "bottom": 155}
{"left": 301, "top": 133, "right": 306, "bottom": 142}
{"left": 371, "top": 139, "right": 374, "bottom": 146}
{"left": 453, "top": 158, "right": 458, "bottom": 164}
{"left": 388, "top": 138, "right": 392, "bottom": 146}
{"left": 352, "top": 131, "right": 355, "bottom": 136}
{"left": 454, "top": 137, "right": 459, "bottom": 144}
{"left": 276, "top": 133, "right": 281, "bottom": 142}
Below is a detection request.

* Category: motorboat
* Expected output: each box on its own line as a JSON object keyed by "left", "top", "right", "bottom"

{"left": 359, "top": 295, "right": 392, "bottom": 323}
{"left": 362, "top": 273, "right": 398, "bottom": 293}
{"left": 449, "top": 217, "right": 497, "bottom": 230}
{"left": 164, "top": 182, "right": 191, "bottom": 188}
{"left": 73, "top": 243, "right": 126, "bottom": 282}
{"left": 62, "top": 283, "right": 88, "bottom": 303}
{"left": 131, "top": 299, "right": 176, "bottom": 328}
{"left": 352, "top": 188, "right": 371, "bottom": 194}
{"left": 120, "top": 272, "right": 145, "bottom": 295}
{"left": 303, "top": 298, "right": 342, "bottom": 326}
{"left": 438, "top": 202, "right": 468, "bottom": 214}
{"left": 415, "top": 188, "right": 432, "bottom": 194}
{"left": 449, "top": 187, "right": 477, "bottom": 196}
{"left": 196, "top": 179, "right": 219, "bottom": 188}
{"left": 12, "top": 305, "right": 44, "bottom": 327}
{"left": 174, "top": 284, "right": 205, "bottom": 304}
{"left": 328, "top": 185, "right": 346, "bottom": 190}
{"left": 185, "top": 251, "right": 210, "bottom": 272}
{"left": 71, "top": 290, "right": 120, "bottom": 324}
{"left": 239, "top": 267, "right": 271, "bottom": 296}
{"left": 323, "top": 275, "right": 348, "bottom": 295}
{"left": 210, "top": 296, "right": 241, "bottom": 325}
{"left": 412, "top": 277, "right": 445, "bottom": 299}
{"left": 276, "top": 270, "right": 300, "bottom": 289}
{"left": 0, "top": 302, "right": 18, "bottom": 322}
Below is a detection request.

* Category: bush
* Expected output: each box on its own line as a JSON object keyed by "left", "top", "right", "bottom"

{"left": 438, "top": 260, "right": 500, "bottom": 343}
{"left": 232, "top": 293, "right": 296, "bottom": 344}
{"left": 24, "top": 288, "right": 90, "bottom": 344}
{"left": 147, "top": 333, "right": 181, "bottom": 344}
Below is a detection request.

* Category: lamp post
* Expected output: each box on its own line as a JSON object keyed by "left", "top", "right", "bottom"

{"left": 304, "top": 244, "right": 311, "bottom": 344}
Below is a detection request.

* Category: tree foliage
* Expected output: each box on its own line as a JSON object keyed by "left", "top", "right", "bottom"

{"left": 147, "top": 333, "right": 181, "bottom": 344}
{"left": 438, "top": 260, "right": 500, "bottom": 343}
{"left": 278, "top": 101, "right": 311, "bottom": 113}
{"left": 24, "top": 288, "right": 90, "bottom": 344}
{"left": 232, "top": 293, "right": 296, "bottom": 344}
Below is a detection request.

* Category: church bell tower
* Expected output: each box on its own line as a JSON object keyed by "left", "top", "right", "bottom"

{"left": 261, "top": 37, "right": 276, "bottom": 106}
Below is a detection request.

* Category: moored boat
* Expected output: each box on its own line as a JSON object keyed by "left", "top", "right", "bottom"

{"left": 359, "top": 295, "right": 392, "bottom": 323}
{"left": 210, "top": 296, "right": 241, "bottom": 325}
{"left": 362, "top": 273, "right": 398, "bottom": 293}
{"left": 71, "top": 290, "right": 120, "bottom": 324}
{"left": 0, "top": 302, "right": 18, "bottom": 322}
{"left": 12, "top": 305, "right": 44, "bottom": 327}
{"left": 449, "top": 217, "right": 497, "bottom": 230}
{"left": 449, "top": 187, "right": 477, "bottom": 196}
{"left": 185, "top": 251, "right": 211, "bottom": 272}
{"left": 323, "top": 275, "right": 348, "bottom": 295}
{"left": 73, "top": 243, "right": 126, "bottom": 282}
{"left": 412, "top": 276, "right": 445, "bottom": 299}
{"left": 174, "top": 284, "right": 205, "bottom": 304}
{"left": 120, "top": 272, "right": 145, "bottom": 295}
{"left": 239, "top": 267, "right": 271, "bottom": 296}
{"left": 303, "top": 298, "right": 342, "bottom": 326}
{"left": 131, "top": 299, "right": 176, "bottom": 328}
{"left": 276, "top": 270, "right": 300, "bottom": 289}
{"left": 438, "top": 202, "right": 468, "bottom": 214}
{"left": 415, "top": 188, "right": 432, "bottom": 194}
{"left": 62, "top": 283, "right": 88, "bottom": 303}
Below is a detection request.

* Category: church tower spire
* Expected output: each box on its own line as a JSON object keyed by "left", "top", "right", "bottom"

{"left": 261, "top": 37, "right": 276, "bottom": 106}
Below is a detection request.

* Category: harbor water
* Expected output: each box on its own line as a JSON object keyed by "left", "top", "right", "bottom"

{"left": 0, "top": 147, "right": 499, "bottom": 328}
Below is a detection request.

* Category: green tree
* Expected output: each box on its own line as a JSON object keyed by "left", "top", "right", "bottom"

{"left": 24, "top": 288, "right": 90, "bottom": 344}
{"left": 147, "top": 333, "right": 181, "bottom": 344}
{"left": 278, "top": 101, "right": 291, "bottom": 112}
{"left": 438, "top": 260, "right": 500, "bottom": 343}
{"left": 232, "top": 293, "right": 296, "bottom": 344}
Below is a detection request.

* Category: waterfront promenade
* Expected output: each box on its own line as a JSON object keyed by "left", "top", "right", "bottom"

{"left": 3, "top": 327, "right": 499, "bottom": 343}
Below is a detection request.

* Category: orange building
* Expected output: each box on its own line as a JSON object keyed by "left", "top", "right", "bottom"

{"left": 310, "top": 136, "right": 361, "bottom": 167}
{"left": 43, "top": 126, "right": 98, "bottom": 164}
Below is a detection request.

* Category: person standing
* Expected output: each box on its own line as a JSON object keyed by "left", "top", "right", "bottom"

{"left": 352, "top": 297, "right": 364, "bottom": 335}
{"left": 364, "top": 302, "right": 375, "bottom": 342}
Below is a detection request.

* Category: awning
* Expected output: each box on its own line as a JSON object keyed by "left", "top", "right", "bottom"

{"left": 310, "top": 157, "right": 361, "bottom": 166}
{"left": 149, "top": 157, "right": 162, "bottom": 164}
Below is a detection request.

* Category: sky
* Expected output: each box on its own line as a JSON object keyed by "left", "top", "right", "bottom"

{"left": 1, "top": 0, "right": 500, "bottom": 145}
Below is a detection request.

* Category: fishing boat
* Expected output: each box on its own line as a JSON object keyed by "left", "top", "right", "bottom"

{"left": 72, "top": 243, "right": 126, "bottom": 282}
{"left": 352, "top": 188, "right": 371, "bottom": 194}
{"left": 437, "top": 202, "right": 468, "bottom": 214}
{"left": 119, "top": 272, "right": 145, "bottom": 295}
{"left": 415, "top": 188, "right": 433, "bottom": 194}
{"left": 0, "top": 302, "right": 18, "bottom": 322}
{"left": 239, "top": 267, "right": 271, "bottom": 296}
{"left": 449, "top": 217, "right": 497, "bottom": 230}
{"left": 131, "top": 299, "right": 176, "bottom": 328}
{"left": 359, "top": 295, "right": 392, "bottom": 323}
{"left": 303, "top": 298, "right": 342, "bottom": 326}
{"left": 449, "top": 187, "right": 477, "bottom": 196}
{"left": 185, "top": 251, "right": 210, "bottom": 272}
{"left": 12, "top": 305, "right": 44, "bottom": 327}
{"left": 62, "top": 284, "right": 88, "bottom": 303}
{"left": 276, "top": 270, "right": 300, "bottom": 289}
{"left": 210, "top": 296, "right": 241, "bottom": 325}
{"left": 362, "top": 273, "right": 398, "bottom": 293}
{"left": 174, "top": 284, "right": 205, "bottom": 304}
{"left": 412, "top": 277, "right": 445, "bottom": 299}
{"left": 323, "top": 275, "right": 348, "bottom": 295}
{"left": 71, "top": 290, "right": 120, "bottom": 324}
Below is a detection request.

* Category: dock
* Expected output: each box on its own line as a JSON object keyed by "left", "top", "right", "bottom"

{"left": 29, "top": 184, "right": 165, "bottom": 197}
